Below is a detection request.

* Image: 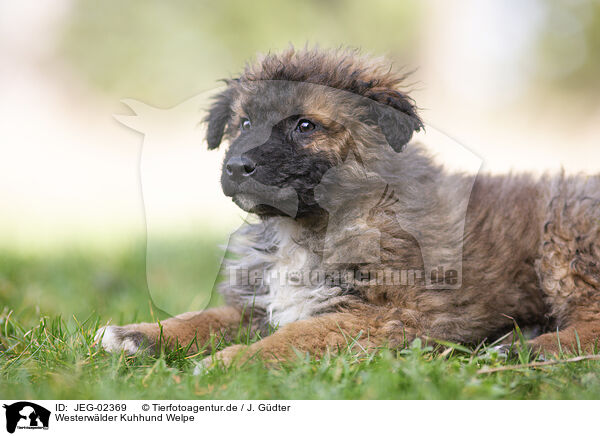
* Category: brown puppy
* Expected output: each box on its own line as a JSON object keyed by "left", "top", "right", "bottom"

{"left": 96, "top": 47, "right": 600, "bottom": 365}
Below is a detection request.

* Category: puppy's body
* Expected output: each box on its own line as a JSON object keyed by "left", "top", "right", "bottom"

{"left": 97, "top": 48, "right": 600, "bottom": 363}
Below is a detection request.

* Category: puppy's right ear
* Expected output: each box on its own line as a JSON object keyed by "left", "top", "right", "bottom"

{"left": 205, "top": 83, "right": 236, "bottom": 149}
{"left": 367, "top": 88, "right": 423, "bottom": 153}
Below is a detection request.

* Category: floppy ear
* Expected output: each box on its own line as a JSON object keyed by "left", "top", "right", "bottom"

{"left": 205, "top": 84, "right": 237, "bottom": 149}
{"left": 367, "top": 89, "right": 423, "bottom": 152}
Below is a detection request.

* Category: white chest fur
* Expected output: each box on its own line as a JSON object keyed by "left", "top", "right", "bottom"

{"left": 257, "top": 218, "right": 333, "bottom": 327}
{"left": 226, "top": 217, "right": 342, "bottom": 327}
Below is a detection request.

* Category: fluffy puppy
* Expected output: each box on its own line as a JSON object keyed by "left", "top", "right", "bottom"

{"left": 96, "top": 47, "right": 600, "bottom": 364}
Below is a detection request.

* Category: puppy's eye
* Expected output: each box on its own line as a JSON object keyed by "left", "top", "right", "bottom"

{"left": 295, "top": 119, "right": 316, "bottom": 133}
{"left": 240, "top": 118, "right": 251, "bottom": 131}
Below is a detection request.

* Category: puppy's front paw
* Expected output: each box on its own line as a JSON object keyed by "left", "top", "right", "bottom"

{"left": 94, "top": 325, "right": 151, "bottom": 354}
{"left": 196, "top": 344, "right": 247, "bottom": 371}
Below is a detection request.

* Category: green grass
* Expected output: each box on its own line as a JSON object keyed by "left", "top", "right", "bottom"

{"left": 1, "top": 239, "right": 600, "bottom": 400}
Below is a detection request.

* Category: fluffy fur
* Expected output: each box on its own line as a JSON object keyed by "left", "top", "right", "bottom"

{"left": 96, "top": 47, "right": 600, "bottom": 365}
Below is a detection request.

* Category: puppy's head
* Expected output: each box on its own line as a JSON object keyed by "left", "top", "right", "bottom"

{"left": 205, "top": 47, "right": 422, "bottom": 219}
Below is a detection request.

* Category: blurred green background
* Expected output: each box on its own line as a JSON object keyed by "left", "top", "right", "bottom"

{"left": 60, "top": 0, "right": 421, "bottom": 105}
{"left": 1, "top": 0, "right": 599, "bottom": 326}
{"left": 58, "top": 0, "right": 600, "bottom": 104}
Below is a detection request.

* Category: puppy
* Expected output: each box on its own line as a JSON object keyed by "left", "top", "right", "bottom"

{"left": 96, "top": 47, "right": 600, "bottom": 364}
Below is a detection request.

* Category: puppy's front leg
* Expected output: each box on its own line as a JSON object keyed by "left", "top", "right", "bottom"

{"left": 95, "top": 306, "right": 244, "bottom": 355}
{"left": 202, "top": 311, "right": 395, "bottom": 367}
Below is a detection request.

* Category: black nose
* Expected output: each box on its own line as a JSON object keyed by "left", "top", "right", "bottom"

{"left": 225, "top": 156, "right": 256, "bottom": 178}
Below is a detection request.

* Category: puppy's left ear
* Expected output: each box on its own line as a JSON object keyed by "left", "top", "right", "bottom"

{"left": 367, "top": 89, "right": 423, "bottom": 152}
{"left": 205, "top": 83, "right": 237, "bottom": 149}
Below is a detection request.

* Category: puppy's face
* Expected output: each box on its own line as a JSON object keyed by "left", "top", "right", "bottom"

{"left": 220, "top": 82, "right": 353, "bottom": 218}
{"left": 205, "top": 51, "right": 422, "bottom": 219}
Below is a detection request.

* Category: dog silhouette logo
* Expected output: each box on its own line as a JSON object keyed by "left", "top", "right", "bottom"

{"left": 2, "top": 402, "right": 50, "bottom": 433}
